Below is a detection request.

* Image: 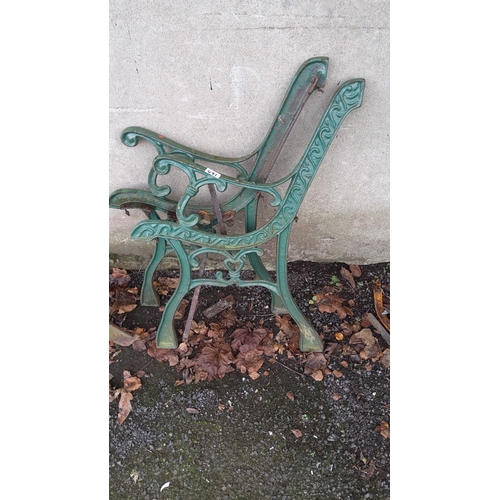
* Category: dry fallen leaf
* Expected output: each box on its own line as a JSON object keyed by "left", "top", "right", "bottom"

{"left": 314, "top": 292, "right": 353, "bottom": 319}
{"left": 350, "top": 328, "right": 382, "bottom": 359}
{"left": 275, "top": 315, "right": 298, "bottom": 335}
{"left": 362, "top": 460, "right": 376, "bottom": 478}
{"left": 333, "top": 369, "right": 343, "bottom": 378}
{"left": 132, "top": 339, "right": 147, "bottom": 352}
{"left": 123, "top": 371, "right": 142, "bottom": 392}
{"left": 349, "top": 265, "right": 362, "bottom": 278}
{"left": 235, "top": 348, "right": 266, "bottom": 376}
{"left": 332, "top": 393, "right": 342, "bottom": 401}
{"left": 231, "top": 324, "right": 269, "bottom": 354}
{"left": 380, "top": 349, "right": 390, "bottom": 369}
{"left": 109, "top": 268, "right": 131, "bottom": 287}
{"left": 218, "top": 308, "right": 238, "bottom": 328}
{"left": 193, "top": 343, "right": 236, "bottom": 380}
{"left": 376, "top": 421, "right": 390, "bottom": 439}
{"left": 291, "top": 429, "right": 303, "bottom": 438}
{"left": 286, "top": 391, "right": 295, "bottom": 402}
{"left": 203, "top": 322, "right": 225, "bottom": 342}
{"left": 303, "top": 352, "right": 327, "bottom": 375}
{"left": 117, "top": 391, "right": 133, "bottom": 425}
{"left": 147, "top": 346, "right": 179, "bottom": 366}
{"left": 339, "top": 321, "right": 362, "bottom": 338}
{"left": 154, "top": 276, "right": 179, "bottom": 295}
{"left": 112, "top": 288, "right": 138, "bottom": 314}
{"left": 174, "top": 298, "right": 189, "bottom": 319}
{"left": 340, "top": 266, "right": 356, "bottom": 288}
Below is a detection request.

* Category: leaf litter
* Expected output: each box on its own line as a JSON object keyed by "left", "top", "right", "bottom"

{"left": 109, "top": 266, "right": 390, "bottom": 424}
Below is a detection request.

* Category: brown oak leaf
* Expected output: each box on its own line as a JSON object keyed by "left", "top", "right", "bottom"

{"left": 340, "top": 321, "right": 361, "bottom": 337}
{"left": 275, "top": 315, "right": 300, "bottom": 338}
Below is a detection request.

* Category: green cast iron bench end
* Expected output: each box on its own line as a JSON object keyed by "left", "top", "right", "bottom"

{"left": 110, "top": 57, "right": 364, "bottom": 353}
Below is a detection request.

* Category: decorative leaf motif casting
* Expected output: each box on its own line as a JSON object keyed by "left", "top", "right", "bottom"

{"left": 131, "top": 80, "right": 364, "bottom": 251}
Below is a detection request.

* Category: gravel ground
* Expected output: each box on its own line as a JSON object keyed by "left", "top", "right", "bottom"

{"left": 109, "top": 262, "right": 390, "bottom": 499}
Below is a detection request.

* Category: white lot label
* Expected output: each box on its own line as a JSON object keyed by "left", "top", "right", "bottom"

{"left": 205, "top": 168, "right": 221, "bottom": 178}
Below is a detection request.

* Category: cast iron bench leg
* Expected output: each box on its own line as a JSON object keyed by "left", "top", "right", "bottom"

{"left": 245, "top": 197, "right": 287, "bottom": 313}
{"left": 275, "top": 227, "right": 323, "bottom": 352}
{"left": 155, "top": 239, "right": 192, "bottom": 349}
{"left": 139, "top": 238, "right": 165, "bottom": 307}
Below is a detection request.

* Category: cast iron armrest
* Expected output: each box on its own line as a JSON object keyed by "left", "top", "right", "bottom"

{"left": 109, "top": 149, "right": 279, "bottom": 218}
{"left": 110, "top": 128, "right": 258, "bottom": 215}
{"left": 121, "top": 126, "right": 254, "bottom": 180}
{"left": 147, "top": 153, "right": 286, "bottom": 227}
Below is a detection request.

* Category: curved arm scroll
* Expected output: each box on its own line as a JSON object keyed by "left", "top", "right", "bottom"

{"left": 121, "top": 126, "right": 253, "bottom": 179}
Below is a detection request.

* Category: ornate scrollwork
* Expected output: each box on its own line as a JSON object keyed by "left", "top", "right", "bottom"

{"left": 131, "top": 79, "right": 364, "bottom": 251}
{"left": 121, "top": 127, "right": 252, "bottom": 179}
{"left": 189, "top": 248, "right": 265, "bottom": 285}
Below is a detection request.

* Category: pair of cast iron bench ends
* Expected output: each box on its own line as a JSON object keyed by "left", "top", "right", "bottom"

{"left": 110, "top": 57, "right": 364, "bottom": 353}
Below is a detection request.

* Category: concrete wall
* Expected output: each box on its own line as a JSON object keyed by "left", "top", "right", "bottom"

{"left": 109, "top": 0, "right": 389, "bottom": 269}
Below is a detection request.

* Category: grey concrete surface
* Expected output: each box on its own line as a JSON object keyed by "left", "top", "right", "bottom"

{"left": 109, "top": 0, "right": 389, "bottom": 268}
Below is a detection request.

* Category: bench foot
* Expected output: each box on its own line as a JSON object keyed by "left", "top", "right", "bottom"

{"left": 275, "top": 229, "right": 324, "bottom": 352}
